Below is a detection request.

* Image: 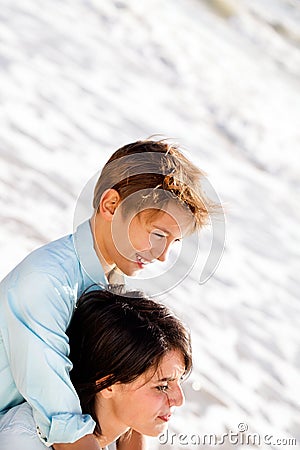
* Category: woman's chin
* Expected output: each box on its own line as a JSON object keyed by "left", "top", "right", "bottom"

{"left": 146, "top": 422, "right": 169, "bottom": 437}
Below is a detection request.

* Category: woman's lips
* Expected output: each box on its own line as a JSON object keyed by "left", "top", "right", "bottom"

{"left": 157, "top": 414, "right": 171, "bottom": 422}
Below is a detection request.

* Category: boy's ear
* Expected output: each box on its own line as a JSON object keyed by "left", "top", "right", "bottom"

{"left": 99, "top": 189, "right": 121, "bottom": 221}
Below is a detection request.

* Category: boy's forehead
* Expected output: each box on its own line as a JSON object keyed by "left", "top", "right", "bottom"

{"left": 141, "top": 204, "right": 195, "bottom": 236}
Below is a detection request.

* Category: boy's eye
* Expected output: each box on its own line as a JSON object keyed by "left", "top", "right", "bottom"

{"left": 151, "top": 232, "right": 166, "bottom": 239}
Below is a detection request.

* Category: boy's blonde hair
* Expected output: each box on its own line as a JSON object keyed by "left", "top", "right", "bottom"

{"left": 93, "top": 139, "right": 217, "bottom": 231}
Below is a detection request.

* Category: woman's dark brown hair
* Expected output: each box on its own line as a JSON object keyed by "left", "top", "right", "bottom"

{"left": 67, "top": 288, "right": 192, "bottom": 435}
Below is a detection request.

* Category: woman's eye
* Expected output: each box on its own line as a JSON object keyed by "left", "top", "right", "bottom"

{"left": 156, "top": 385, "right": 168, "bottom": 392}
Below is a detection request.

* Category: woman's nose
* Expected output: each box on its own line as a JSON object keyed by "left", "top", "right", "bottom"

{"left": 167, "top": 385, "right": 185, "bottom": 408}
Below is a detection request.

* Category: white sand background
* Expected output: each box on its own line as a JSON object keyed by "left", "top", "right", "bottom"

{"left": 0, "top": 0, "right": 300, "bottom": 449}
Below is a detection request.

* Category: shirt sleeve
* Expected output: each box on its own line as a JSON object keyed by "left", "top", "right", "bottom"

{"left": 1, "top": 270, "right": 96, "bottom": 446}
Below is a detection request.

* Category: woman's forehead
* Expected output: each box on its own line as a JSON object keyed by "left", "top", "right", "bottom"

{"left": 144, "top": 351, "right": 186, "bottom": 384}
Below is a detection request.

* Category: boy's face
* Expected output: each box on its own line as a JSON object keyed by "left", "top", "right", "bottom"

{"left": 99, "top": 202, "right": 193, "bottom": 276}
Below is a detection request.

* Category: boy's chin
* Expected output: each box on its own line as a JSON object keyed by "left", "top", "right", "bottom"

{"left": 114, "top": 251, "right": 154, "bottom": 276}
{"left": 123, "top": 266, "right": 143, "bottom": 277}
{"left": 117, "top": 258, "right": 146, "bottom": 277}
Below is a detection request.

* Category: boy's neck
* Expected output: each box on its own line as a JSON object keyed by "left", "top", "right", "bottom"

{"left": 89, "top": 215, "right": 115, "bottom": 272}
{"left": 89, "top": 216, "right": 125, "bottom": 285}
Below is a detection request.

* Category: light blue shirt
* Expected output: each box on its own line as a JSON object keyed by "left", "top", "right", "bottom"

{"left": 0, "top": 403, "right": 115, "bottom": 450}
{"left": 0, "top": 220, "right": 107, "bottom": 446}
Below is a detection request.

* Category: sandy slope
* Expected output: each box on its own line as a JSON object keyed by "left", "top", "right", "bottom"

{"left": 0, "top": 0, "right": 300, "bottom": 448}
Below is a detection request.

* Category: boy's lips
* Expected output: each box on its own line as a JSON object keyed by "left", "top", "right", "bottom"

{"left": 135, "top": 254, "right": 153, "bottom": 268}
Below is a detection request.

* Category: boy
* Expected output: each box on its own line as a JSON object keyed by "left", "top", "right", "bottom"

{"left": 0, "top": 139, "right": 215, "bottom": 450}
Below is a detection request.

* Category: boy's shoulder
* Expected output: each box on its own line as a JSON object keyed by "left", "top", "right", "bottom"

{"left": 32, "top": 231, "right": 75, "bottom": 263}
{"left": 24, "top": 231, "right": 75, "bottom": 269}
{"left": 2, "top": 231, "right": 78, "bottom": 286}
{"left": 0, "top": 231, "right": 81, "bottom": 315}
{"left": 1, "top": 220, "right": 106, "bottom": 291}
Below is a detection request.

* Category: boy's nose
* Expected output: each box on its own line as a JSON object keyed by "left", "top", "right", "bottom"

{"left": 154, "top": 240, "right": 173, "bottom": 262}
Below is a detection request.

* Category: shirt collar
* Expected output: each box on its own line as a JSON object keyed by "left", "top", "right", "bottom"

{"left": 73, "top": 219, "right": 107, "bottom": 286}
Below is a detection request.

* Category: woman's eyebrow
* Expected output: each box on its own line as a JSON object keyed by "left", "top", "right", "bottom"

{"left": 157, "top": 376, "right": 174, "bottom": 382}
{"left": 156, "top": 372, "right": 185, "bottom": 383}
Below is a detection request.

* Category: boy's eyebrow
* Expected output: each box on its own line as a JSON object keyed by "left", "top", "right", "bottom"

{"left": 152, "top": 225, "right": 170, "bottom": 236}
{"left": 152, "top": 225, "right": 184, "bottom": 240}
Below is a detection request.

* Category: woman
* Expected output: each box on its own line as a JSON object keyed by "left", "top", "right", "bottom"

{"left": 0, "top": 288, "right": 192, "bottom": 449}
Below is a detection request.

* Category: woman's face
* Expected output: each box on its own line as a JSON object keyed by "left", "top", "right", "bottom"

{"left": 96, "top": 349, "right": 186, "bottom": 438}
